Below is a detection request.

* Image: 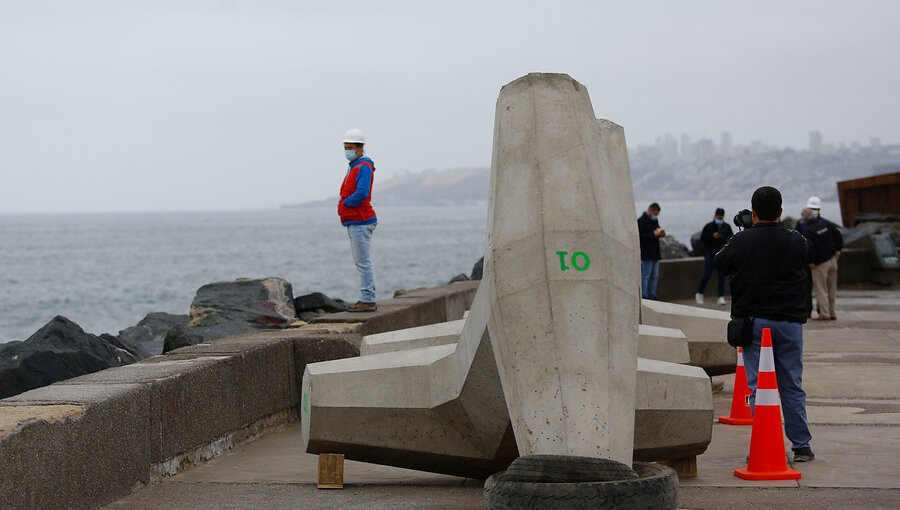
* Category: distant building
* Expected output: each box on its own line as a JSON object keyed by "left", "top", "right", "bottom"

{"left": 871, "top": 137, "right": 882, "bottom": 150}
{"left": 695, "top": 138, "right": 716, "bottom": 160}
{"left": 809, "top": 130, "right": 824, "bottom": 153}
{"left": 659, "top": 134, "right": 678, "bottom": 160}
{"left": 680, "top": 134, "right": 692, "bottom": 159}
{"left": 721, "top": 131, "right": 733, "bottom": 156}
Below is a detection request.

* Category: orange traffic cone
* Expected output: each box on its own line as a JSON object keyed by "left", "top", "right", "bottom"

{"left": 734, "top": 328, "right": 802, "bottom": 480}
{"left": 719, "top": 347, "right": 753, "bottom": 425}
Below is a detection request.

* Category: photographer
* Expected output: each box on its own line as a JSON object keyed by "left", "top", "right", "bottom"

{"left": 714, "top": 186, "right": 815, "bottom": 463}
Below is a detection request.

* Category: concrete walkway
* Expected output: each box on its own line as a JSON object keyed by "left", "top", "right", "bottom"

{"left": 104, "top": 290, "right": 900, "bottom": 510}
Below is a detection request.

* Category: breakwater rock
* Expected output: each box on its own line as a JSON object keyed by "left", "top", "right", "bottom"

{"left": 163, "top": 277, "right": 297, "bottom": 353}
{"left": 0, "top": 316, "right": 140, "bottom": 399}
{"left": 118, "top": 312, "right": 189, "bottom": 356}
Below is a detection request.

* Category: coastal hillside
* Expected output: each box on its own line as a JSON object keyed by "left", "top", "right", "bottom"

{"left": 285, "top": 167, "right": 490, "bottom": 208}
{"left": 285, "top": 145, "right": 900, "bottom": 207}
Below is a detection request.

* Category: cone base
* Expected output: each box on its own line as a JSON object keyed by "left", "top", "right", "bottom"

{"left": 719, "top": 415, "right": 753, "bottom": 425}
{"left": 734, "top": 467, "right": 802, "bottom": 480}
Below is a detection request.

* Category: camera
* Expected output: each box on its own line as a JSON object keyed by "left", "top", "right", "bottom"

{"left": 733, "top": 209, "right": 753, "bottom": 230}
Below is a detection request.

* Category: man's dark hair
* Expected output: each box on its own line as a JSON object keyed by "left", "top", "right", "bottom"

{"left": 751, "top": 186, "right": 782, "bottom": 221}
{"left": 715, "top": 207, "right": 725, "bottom": 216}
{"left": 648, "top": 202, "right": 661, "bottom": 212}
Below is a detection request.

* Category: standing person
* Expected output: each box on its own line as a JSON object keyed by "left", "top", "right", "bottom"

{"left": 715, "top": 186, "right": 815, "bottom": 462}
{"left": 637, "top": 203, "right": 665, "bottom": 300}
{"left": 339, "top": 128, "right": 378, "bottom": 312}
{"left": 695, "top": 208, "right": 734, "bottom": 306}
{"left": 798, "top": 196, "right": 843, "bottom": 320}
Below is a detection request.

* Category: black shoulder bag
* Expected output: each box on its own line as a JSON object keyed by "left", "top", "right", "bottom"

{"left": 727, "top": 317, "right": 755, "bottom": 348}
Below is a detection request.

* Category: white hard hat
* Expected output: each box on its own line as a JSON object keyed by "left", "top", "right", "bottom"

{"left": 806, "top": 196, "right": 822, "bottom": 209}
{"left": 342, "top": 128, "right": 366, "bottom": 144}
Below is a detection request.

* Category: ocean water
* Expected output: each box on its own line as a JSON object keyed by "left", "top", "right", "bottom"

{"left": 0, "top": 200, "right": 838, "bottom": 343}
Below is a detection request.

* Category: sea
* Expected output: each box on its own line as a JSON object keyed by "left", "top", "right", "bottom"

{"left": 0, "top": 200, "right": 839, "bottom": 344}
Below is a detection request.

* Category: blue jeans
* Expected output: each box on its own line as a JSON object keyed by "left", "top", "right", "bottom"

{"left": 347, "top": 223, "right": 377, "bottom": 303}
{"left": 741, "top": 318, "right": 811, "bottom": 450}
{"left": 641, "top": 260, "right": 660, "bottom": 299}
{"left": 697, "top": 251, "right": 726, "bottom": 297}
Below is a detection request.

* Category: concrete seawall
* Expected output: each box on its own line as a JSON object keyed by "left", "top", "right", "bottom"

{"left": 655, "top": 249, "right": 874, "bottom": 302}
{"left": 0, "top": 281, "right": 478, "bottom": 510}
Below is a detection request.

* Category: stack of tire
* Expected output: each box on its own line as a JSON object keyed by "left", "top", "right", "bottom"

{"left": 484, "top": 455, "right": 678, "bottom": 509}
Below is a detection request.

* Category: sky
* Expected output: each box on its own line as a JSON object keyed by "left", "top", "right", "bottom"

{"left": 1, "top": 1, "right": 898, "bottom": 214}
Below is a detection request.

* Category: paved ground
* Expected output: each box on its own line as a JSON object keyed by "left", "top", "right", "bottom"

{"left": 105, "top": 289, "right": 900, "bottom": 510}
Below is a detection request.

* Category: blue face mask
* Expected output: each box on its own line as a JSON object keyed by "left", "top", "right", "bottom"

{"left": 344, "top": 150, "right": 357, "bottom": 161}
{"left": 714, "top": 219, "right": 724, "bottom": 225}
{"left": 650, "top": 215, "right": 658, "bottom": 221}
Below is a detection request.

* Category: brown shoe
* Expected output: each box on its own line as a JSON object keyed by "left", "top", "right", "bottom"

{"left": 348, "top": 301, "right": 377, "bottom": 313}
{"left": 829, "top": 315, "right": 837, "bottom": 321}
{"left": 812, "top": 316, "right": 830, "bottom": 321}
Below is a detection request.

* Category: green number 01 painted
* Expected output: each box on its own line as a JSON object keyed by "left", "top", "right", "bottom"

{"left": 555, "top": 251, "right": 591, "bottom": 272}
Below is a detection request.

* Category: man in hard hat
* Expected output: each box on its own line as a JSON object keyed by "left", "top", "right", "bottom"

{"left": 339, "top": 128, "right": 378, "bottom": 312}
{"left": 798, "top": 196, "right": 843, "bottom": 320}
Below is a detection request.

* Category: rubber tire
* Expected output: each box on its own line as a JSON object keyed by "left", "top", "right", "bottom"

{"left": 484, "top": 462, "right": 678, "bottom": 510}
{"left": 502, "top": 455, "right": 637, "bottom": 483}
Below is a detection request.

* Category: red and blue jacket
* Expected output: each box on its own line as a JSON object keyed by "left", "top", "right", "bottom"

{"left": 338, "top": 156, "right": 377, "bottom": 226}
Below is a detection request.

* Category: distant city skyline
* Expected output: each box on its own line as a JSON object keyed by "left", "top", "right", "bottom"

{"left": 637, "top": 130, "right": 890, "bottom": 159}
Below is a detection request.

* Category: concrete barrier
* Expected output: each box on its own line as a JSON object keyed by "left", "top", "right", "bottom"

{"left": 641, "top": 299, "right": 735, "bottom": 376}
{"left": 0, "top": 280, "right": 480, "bottom": 510}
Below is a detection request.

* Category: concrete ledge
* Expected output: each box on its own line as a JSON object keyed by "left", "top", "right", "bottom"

{"left": 641, "top": 299, "right": 735, "bottom": 376}
{"left": 1, "top": 384, "right": 153, "bottom": 510}
{"left": 310, "top": 281, "right": 479, "bottom": 336}
{"left": 0, "top": 280, "right": 479, "bottom": 510}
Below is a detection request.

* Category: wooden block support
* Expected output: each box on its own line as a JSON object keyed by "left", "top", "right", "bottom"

{"left": 317, "top": 453, "right": 345, "bottom": 489}
{"left": 659, "top": 456, "right": 698, "bottom": 478}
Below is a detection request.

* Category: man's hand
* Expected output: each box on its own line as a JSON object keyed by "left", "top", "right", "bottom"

{"left": 653, "top": 228, "right": 663, "bottom": 237}
{"left": 835, "top": 251, "right": 841, "bottom": 260}
{"left": 713, "top": 232, "right": 722, "bottom": 239}
{"left": 809, "top": 263, "right": 817, "bottom": 270}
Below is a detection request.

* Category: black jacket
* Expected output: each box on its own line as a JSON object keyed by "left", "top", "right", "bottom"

{"left": 714, "top": 223, "right": 810, "bottom": 323}
{"left": 700, "top": 221, "right": 734, "bottom": 254}
{"left": 637, "top": 213, "right": 661, "bottom": 261}
{"left": 798, "top": 216, "right": 843, "bottom": 264}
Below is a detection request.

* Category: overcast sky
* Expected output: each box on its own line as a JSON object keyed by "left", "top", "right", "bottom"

{"left": 2, "top": 1, "right": 898, "bottom": 214}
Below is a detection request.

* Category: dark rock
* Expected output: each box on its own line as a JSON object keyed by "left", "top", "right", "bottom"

{"left": 162, "top": 321, "right": 260, "bottom": 354}
{"left": 191, "top": 277, "right": 296, "bottom": 327}
{"left": 841, "top": 223, "right": 900, "bottom": 248}
{"left": 781, "top": 216, "right": 798, "bottom": 231}
{"left": 448, "top": 273, "right": 470, "bottom": 283}
{"left": 471, "top": 257, "right": 484, "bottom": 280}
{"left": 293, "top": 292, "right": 348, "bottom": 314}
{"left": 162, "top": 278, "right": 296, "bottom": 353}
{"left": 98, "top": 333, "right": 151, "bottom": 360}
{"left": 0, "top": 316, "right": 139, "bottom": 399}
{"left": 118, "top": 312, "right": 189, "bottom": 356}
{"left": 659, "top": 236, "right": 690, "bottom": 260}
{"left": 393, "top": 287, "right": 427, "bottom": 298}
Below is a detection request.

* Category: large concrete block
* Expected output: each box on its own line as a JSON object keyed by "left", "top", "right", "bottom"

{"left": 641, "top": 299, "right": 736, "bottom": 375}
{"left": 302, "top": 283, "right": 517, "bottom": 479}
{"left": 638, "top": 324, "right": 691, "bottom": 364}
{"left": 633, "top": 358, "right": 714, "bottom": 461}
{"left": 360, "top": 320, "right": 465, "bottom": 355}
{"left": 302, "top": 282, "right": 712, "bottom": 477}
{"left": 485, "top": 73, "right": 640, "bottom": 463}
